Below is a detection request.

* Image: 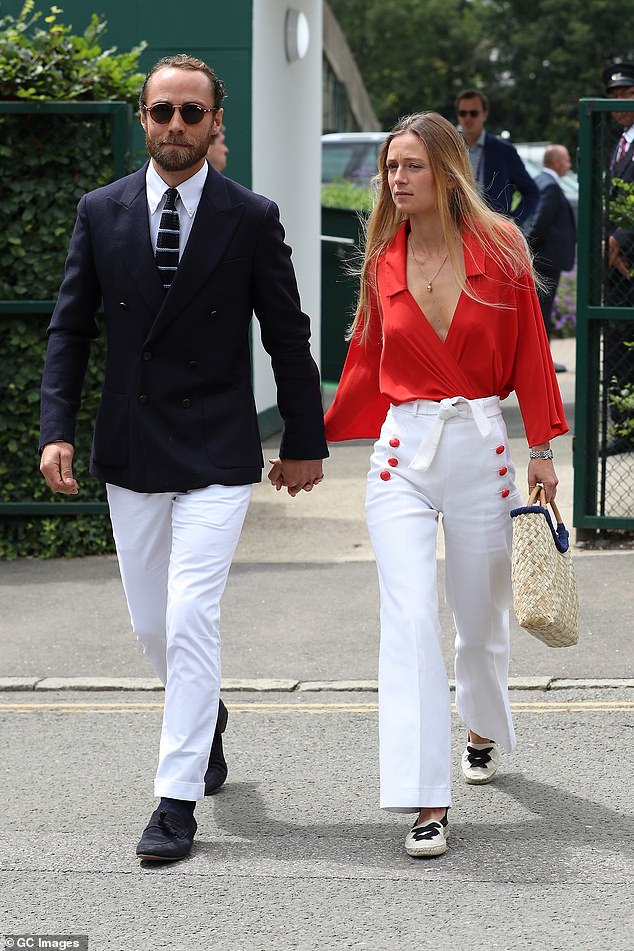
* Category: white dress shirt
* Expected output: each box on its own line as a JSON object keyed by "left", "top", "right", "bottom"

{"left": 146, "top": 160, "right": 208, "bottom": 259}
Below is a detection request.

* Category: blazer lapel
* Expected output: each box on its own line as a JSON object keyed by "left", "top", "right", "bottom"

{"left": 111, "top": 166, "right": 165, "bottom": 316}
{"left": 144, "top": 170, "right": 245, "bottom": 344}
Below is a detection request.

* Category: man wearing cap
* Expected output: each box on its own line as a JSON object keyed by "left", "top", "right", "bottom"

{"left": 602, "top": 62, "right": 634, "bottom": 453}
{"left": 455, "top": 88, "right": 539, "bottom": 230}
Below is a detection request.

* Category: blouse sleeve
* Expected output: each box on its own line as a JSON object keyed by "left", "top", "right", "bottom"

{"left": 511, "top": 269, "right": 569, "bottom": 446}
{"left": 323, "top": 284, "right": 391, "bottom": 441}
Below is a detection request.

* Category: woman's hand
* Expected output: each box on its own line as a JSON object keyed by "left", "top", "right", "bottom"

{"left": 527, "top": 458, "right": 558, "bottom": 503}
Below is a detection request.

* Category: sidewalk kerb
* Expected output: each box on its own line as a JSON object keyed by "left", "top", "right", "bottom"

{"left": 0, "top": 677, "right": 41, "bottom": 691}
{"left": 1, "top": 676, "right": 634, "bottom": 693}
{"left": 299, "top": 680, "right": 378, "bottom": 692}
{"left": 34, "top": 677, "right": 164, "bottom": 692}
{"left": 549, "top": 678, "right": 634, "bottom": 690}
{"left": 221, "top": 678, "right": 300, "bottom": 692}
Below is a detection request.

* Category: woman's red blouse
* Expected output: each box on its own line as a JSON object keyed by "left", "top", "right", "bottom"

{"left": 324, "top": 223, "right": 568, "bottom": 447}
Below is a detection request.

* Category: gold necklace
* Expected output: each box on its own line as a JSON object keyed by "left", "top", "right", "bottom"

{"left": 409, "top": 237, "right": 448, "bottom": 293}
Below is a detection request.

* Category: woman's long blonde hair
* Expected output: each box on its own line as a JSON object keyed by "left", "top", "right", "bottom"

{"left": 351, "top": 111, "right": 536, "bottom": 342}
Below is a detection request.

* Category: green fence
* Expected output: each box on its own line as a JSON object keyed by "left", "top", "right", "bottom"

{"left": 574, "top": 98, "right": 634, "bottom": 532}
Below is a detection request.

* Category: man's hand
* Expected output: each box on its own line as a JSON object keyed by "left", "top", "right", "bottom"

{"left": 608, "top": 235, "right": 631, "bottom": 277}
{"left": 267, "top": 458, "right": 324, "bottom": 497}
{"left": 40, "top": 441, "right": 79, "bottom": 494}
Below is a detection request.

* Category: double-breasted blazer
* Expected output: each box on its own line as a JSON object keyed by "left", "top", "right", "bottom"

{"left": 40, "top": 162, "right": 328, "bottom": 493}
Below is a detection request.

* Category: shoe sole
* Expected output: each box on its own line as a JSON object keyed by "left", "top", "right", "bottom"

{"left": 136, "top": 852, "right": 185, "bottom": 861}
{"left": 462, "top": 769, "right": 498, "bottom": 785}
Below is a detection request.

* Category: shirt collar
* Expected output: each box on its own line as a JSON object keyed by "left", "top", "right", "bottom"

{"left": 623, "top": 124, "right": 634, "bottom": 143}
{"left": 145, "top": 160, "right": 208, "bottom": 216}
{"left": 470, "top": 129, "right": 486, "bottom": 150}
{"left": 542, "top": 166, "right": 560, "bottom": 182}
{"left": 382, "top": 222, "right": 485, "bottom": 295}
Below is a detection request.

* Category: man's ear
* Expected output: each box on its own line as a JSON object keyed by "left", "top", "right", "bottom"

{"left": 211, "top": 107, "right": 223, "bottom": 136}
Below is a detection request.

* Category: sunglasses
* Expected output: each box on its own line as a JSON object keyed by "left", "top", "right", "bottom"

{"left": 142, "top": 101, "right": 216, "bottom": 125}
{"left": 458, "top": 109, "right": 482, "bottom": 118}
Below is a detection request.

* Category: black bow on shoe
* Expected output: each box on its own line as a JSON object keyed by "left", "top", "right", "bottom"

{"left": 465, "top": 744, "right": 494, "bottom": 768}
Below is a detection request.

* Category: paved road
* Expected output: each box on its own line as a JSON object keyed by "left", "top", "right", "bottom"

{"left": 2, "top": 688, "right": 633, "bottom": 950}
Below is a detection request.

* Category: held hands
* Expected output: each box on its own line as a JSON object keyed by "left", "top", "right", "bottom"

{"left": 267, "top": 458, "right": 324, "bottom": 497}
{"left": 40, "top": 441, "right": 79, "bottom": 495}
{"left": 527, "top": 458, "right": 558, "bottom": 504}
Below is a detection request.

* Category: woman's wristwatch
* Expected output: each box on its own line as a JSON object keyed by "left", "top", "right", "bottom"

{"left": 529, "top": 448, "right": 554, "bottom": 459}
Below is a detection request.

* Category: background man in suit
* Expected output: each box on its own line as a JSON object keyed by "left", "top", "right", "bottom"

{"left": 456, "top": 88, "right": 539, "bottom": 231}
{"left": 602, "top": 61, "right": 634, "bottom": 453}
{"left": 207, "top": 124, "right": 228, "bottom": 173}
{"left": 529, "top": 144, "right": 576, "bottom": 373}
{"left": 39, "top": 54, "right": 328, "bottom": 861}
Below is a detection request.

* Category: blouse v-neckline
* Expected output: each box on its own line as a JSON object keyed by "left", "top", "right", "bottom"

{"left": 382, "top": 223, "right": 486, "bottom": 346}
{"left": 406, "top": 286, "right": 464, "bottom": 345}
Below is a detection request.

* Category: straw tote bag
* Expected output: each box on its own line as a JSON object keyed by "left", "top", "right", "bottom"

{"left": 510, "top": 486, "right": 579, "bottom": 647}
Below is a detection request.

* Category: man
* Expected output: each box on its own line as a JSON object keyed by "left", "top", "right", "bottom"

{"left": 207, "top": 124, "right": 228, "bottom": 173}
{"left": 530, "top": 144, "right": 576, "bottom": 373}
{"left": 456, "top": 88, "right": 539, "bottom": 230}
{"left": 602, "top": 62, "right": 634, "bottom": 453}
{"left": 39, "top": 54, "right": 328, "bottom": 861}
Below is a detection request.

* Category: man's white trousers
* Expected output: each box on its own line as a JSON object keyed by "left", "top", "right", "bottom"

{"left": 106, "top": 482, "right": 252, "bottom": 801}
{"left": 365, "top": 398, "right": 522, "bottom": 812}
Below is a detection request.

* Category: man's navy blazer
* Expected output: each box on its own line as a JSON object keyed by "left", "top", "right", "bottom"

{"left": 40, "top": 162, "right": 328, "bottom": 493}
{"left": 482, "top": 133, "right": 540, "bottom": 228}
{"left": 530, "top": 171, "right": 576, "bottom": 274}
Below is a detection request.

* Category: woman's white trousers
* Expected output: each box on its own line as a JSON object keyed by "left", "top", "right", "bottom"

{"left": 106, "top": 482, "right": 252, "bottom": 801}
{"left": 365, "top": 397, "right": 522, "bottom": 812}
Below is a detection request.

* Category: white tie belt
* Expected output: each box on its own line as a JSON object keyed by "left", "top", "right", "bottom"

{"left": 393, "top": 396, "right": 503, "bottom": 472}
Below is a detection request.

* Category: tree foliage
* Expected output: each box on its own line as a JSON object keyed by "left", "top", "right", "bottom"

{"left": 329, "top": 0, "right": 634, "bottom": 153}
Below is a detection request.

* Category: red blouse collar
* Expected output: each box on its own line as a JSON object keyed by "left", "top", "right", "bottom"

{"left": 381, "top": 221, "right": 486, "bottom": 295}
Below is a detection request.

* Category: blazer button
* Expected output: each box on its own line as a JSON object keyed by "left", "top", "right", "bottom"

{"left": 138, "top": 394, "right": 149, "bottom": 404}
{"left": 181, "top": 398, "right": 192, "bottom": 408}
{"left": 119, "top": 301, "right": 128, "bottom": 310}
{"left": 143, "top": 351, "right": 153, "bottom": 361}
{"left": 210, "top": 310, "right": 217, "bottom": 317}
{"left": 188, "top": 361, "right": 198, "bottom": 370}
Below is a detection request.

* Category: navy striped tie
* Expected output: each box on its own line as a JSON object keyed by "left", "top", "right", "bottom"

{"left": 155, "top": 187, "right": 180, "bottom": 290}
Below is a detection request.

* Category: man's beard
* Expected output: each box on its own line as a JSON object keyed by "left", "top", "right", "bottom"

{"left": 146, "top": 131, "right": 208, "bottom": 172}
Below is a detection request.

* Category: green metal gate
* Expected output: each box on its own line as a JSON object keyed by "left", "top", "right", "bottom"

{"left": 574, "top": 98, "right": 634, "bottom": 533}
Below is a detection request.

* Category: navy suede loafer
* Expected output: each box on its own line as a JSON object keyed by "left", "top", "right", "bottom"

{"left": 204, "top": 698, "right": 229, "bottom": 795}
{"left": 136, "top": 808, "right": 197, "bottom": 861}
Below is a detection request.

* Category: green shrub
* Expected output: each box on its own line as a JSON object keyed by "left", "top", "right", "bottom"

{"left": 0, "top": 2, "right": 145, "bottom": 101}
{"left": 321, "top": 180, "right": 376, "bottom": 212}
{"left": 0, "top": 4, "right": 145, "bottom": 559}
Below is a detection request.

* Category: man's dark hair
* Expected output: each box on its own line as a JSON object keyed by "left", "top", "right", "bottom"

{"left": 455, "top": 88, "right": 489, "bottom": 112}
{"left": 139, "top": 54, "right": 226, "bottom": 110}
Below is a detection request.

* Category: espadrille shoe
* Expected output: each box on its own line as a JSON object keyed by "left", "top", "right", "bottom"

{"left": 461, "top": 737, "right": 500, "bottom": 785}
{"left": 404, "top": 810, "right": 449, "bottom": 858}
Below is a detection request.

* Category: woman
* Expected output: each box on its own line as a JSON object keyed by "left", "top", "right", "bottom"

{"left": 323, "top": 113, "right": 567, "bottom": 858}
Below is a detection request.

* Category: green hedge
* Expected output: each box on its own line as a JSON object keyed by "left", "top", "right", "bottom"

{"left": 0, "top": 316, "right": 112, "bottom": 559}
{"left": 0, "top": 4, "right": 145, "bottom": 559}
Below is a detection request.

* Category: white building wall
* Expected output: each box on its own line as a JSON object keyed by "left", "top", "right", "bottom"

{"left": 251, "top": 0, "right": 323, "bottom": 418}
